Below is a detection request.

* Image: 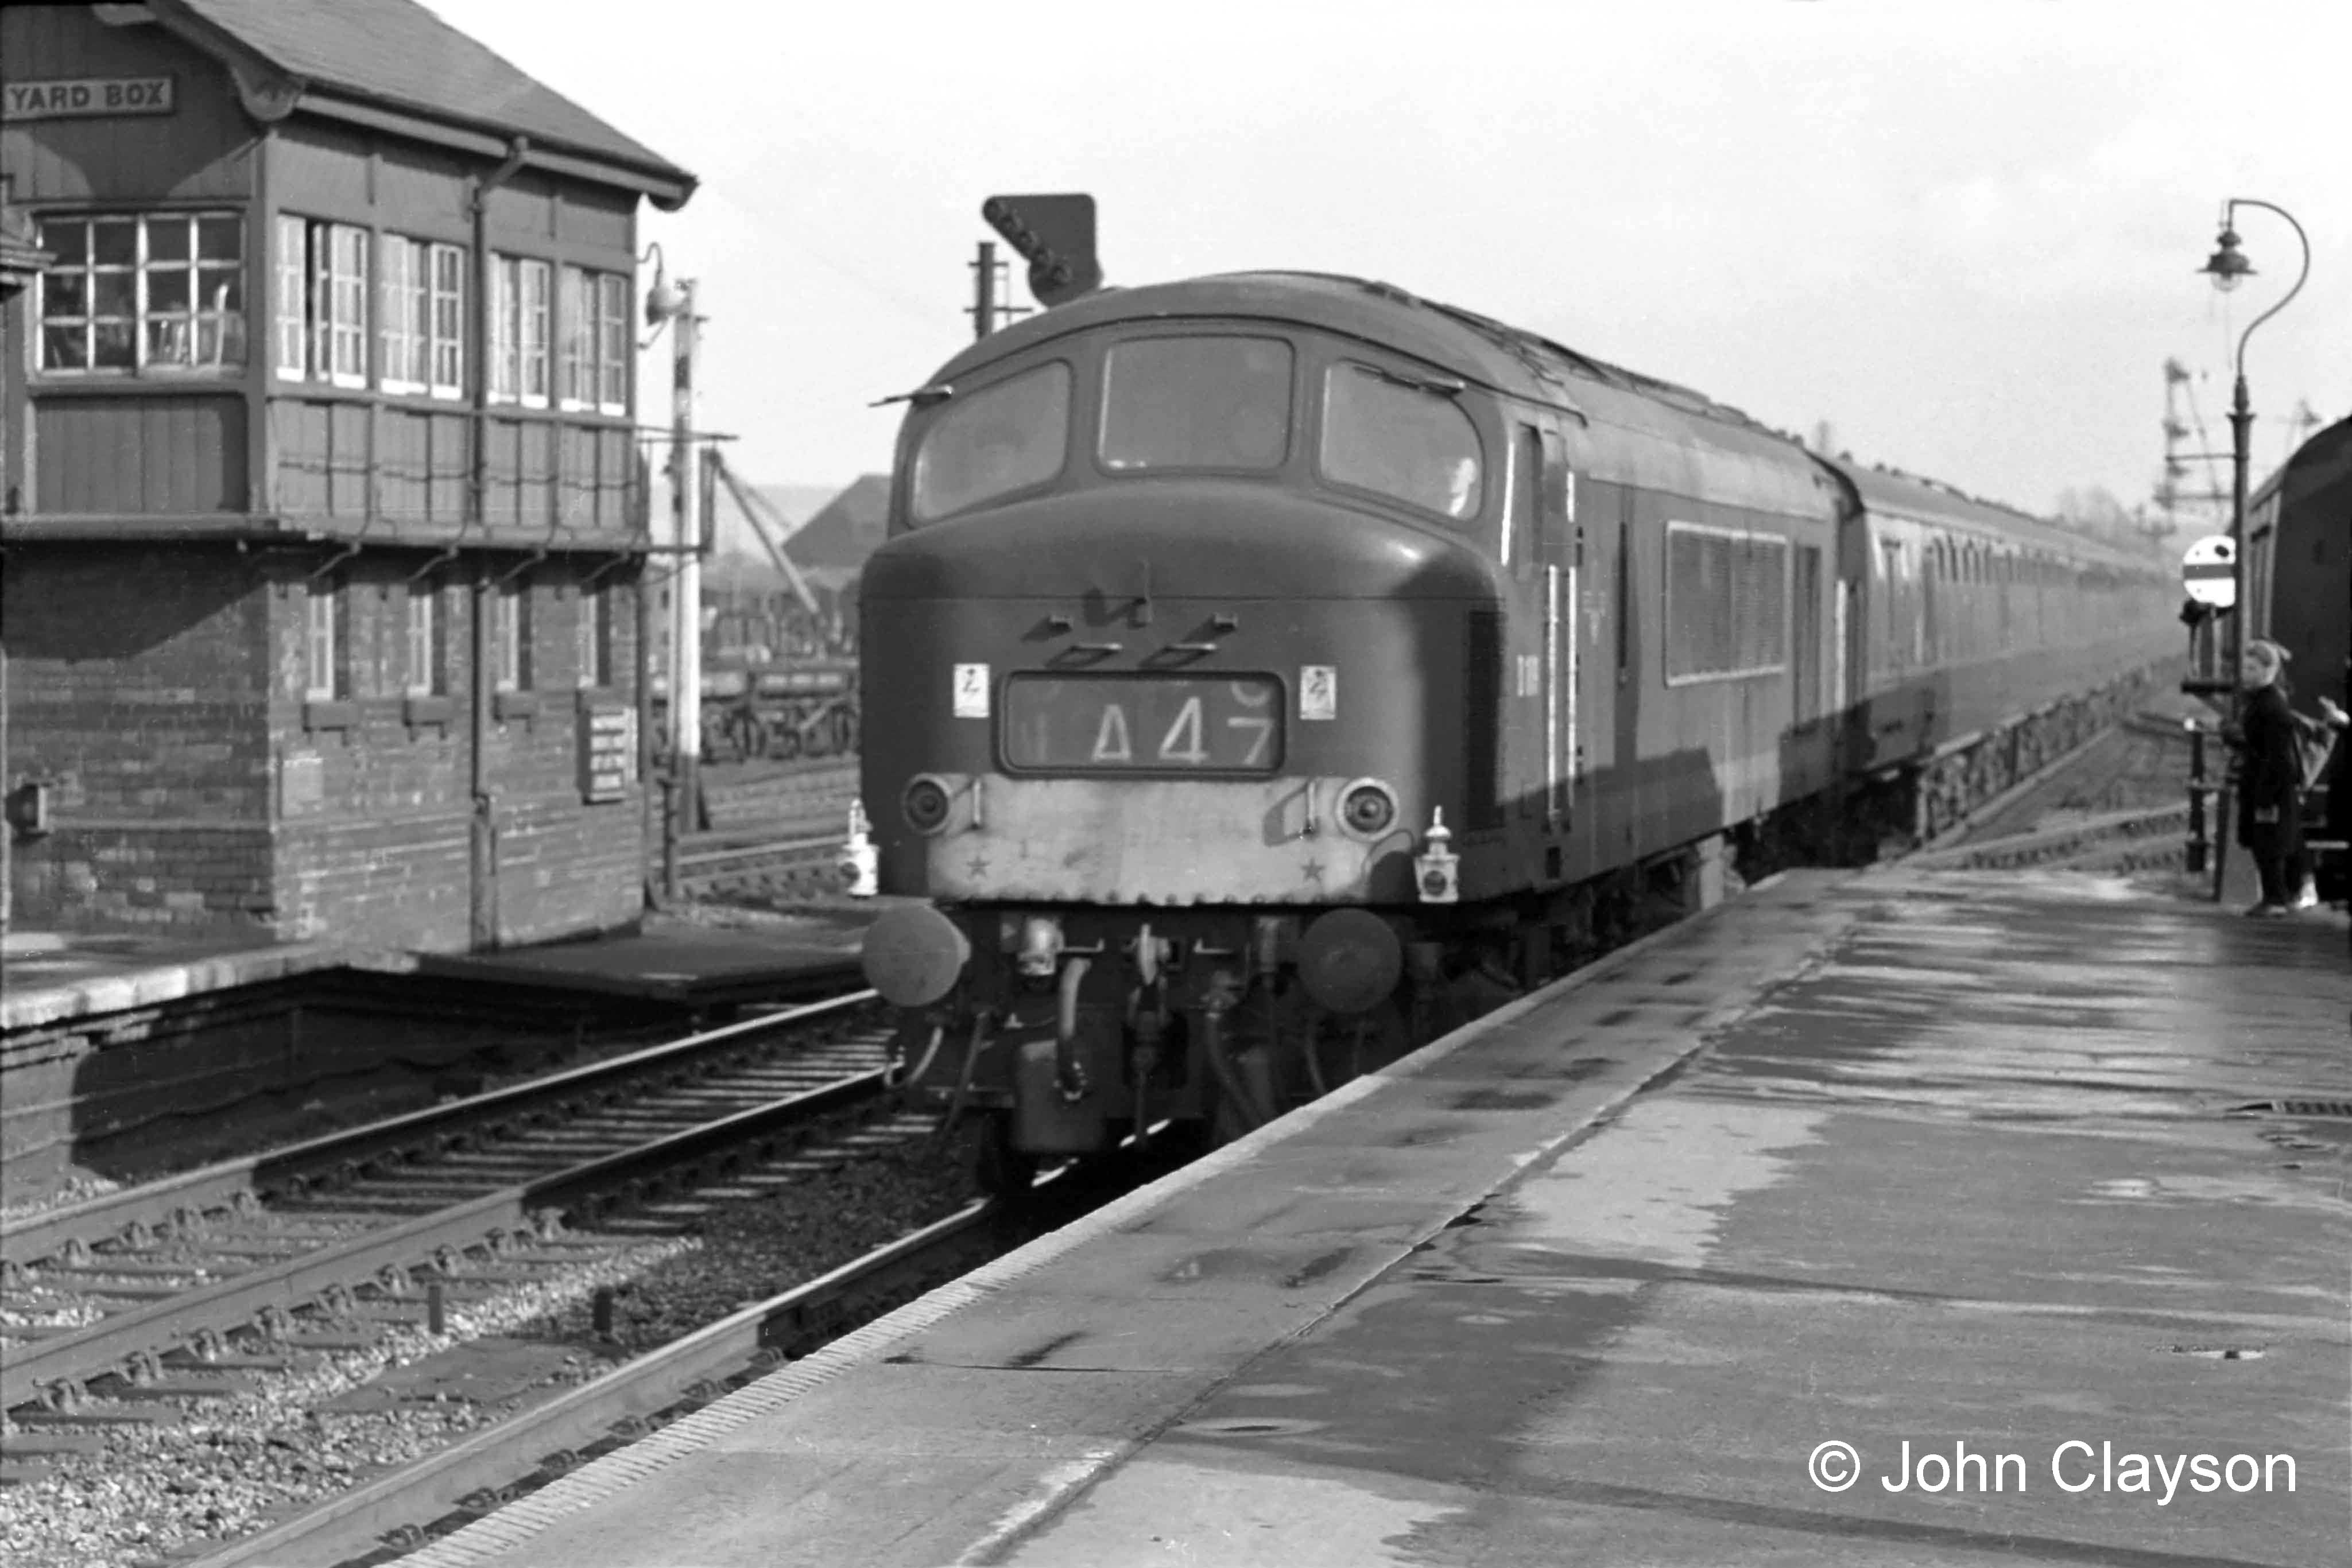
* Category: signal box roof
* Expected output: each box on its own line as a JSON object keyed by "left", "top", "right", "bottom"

{"left": 161, "top": 0, "right": 694, "bottom": 207}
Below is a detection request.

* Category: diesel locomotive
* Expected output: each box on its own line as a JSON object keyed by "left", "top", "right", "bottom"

{"left": 851, "top": 271, "right": 2176, "bottom": 1188}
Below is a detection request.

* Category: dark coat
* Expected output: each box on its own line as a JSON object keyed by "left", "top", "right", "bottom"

{"left": 2235, "top": 682, "right": 2304, "bottom": 855}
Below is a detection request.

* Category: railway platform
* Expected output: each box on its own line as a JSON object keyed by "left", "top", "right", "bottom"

{"left": 0, "top": 901, "right": 892, "bottom": 1035}
{"left": 0, "top": 930, "right": 408, "bottom": 1034}
{"left": 400, "top": 864, "right": 2349, "bottom": 1568}
{"left": 412, "top": 905, "right": 896, "bottom": 1010}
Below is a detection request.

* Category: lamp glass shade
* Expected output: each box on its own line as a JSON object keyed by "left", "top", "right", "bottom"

{"left": 2199, "top": 228, "right": 2253, "bottom": 292}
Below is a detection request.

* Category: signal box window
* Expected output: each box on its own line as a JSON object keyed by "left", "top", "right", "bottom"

{"left": 379, "top": 238, "right": 462, "bottom": 396}
{"left": 560, "top": 266, "right": 629, "bottom": 416}
{"left": 490, "top": 256, "right": 553, "bottom": 406}
{"left": 911, "top": 362, "right": 1071, "bottom": 522}
{"left": 576, "top": 583, "right": 611, "bottom": 689}
{"left": 305, "top": 581, "right": 342, "bottom": 700}
{"left": 495, "top": 583, "right": 533, "bottom": 693}
{"left": 1099, "top": 336, "right": 1292, "bottom": 472}
{"left": 36, "top": 214, "right": 246, "bottom": 373}
{"left": 1319, "top": 363, "right": 1483, "bottom": 524}
{"left": 405, "top": 583, "right": 444, "bottom": 697}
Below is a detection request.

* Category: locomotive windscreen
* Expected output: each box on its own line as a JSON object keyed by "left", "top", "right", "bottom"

{"left": 1099, "top": 336, "right": 1293, "bottom": 472}
{"left": 911, "top": 361, "right": 1071, "bottom": 522}
{"left": 1319, "top": 362, "right": 1483, "bottom": 523}
{"left": 1003, "top": 674, "right": 1284, "bottom": 773}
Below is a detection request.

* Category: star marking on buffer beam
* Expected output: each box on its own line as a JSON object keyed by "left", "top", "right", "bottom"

{"left": 1300, "top": 857, "right": 1324, "bottom": 883}
{"left": 966, "top": 853, "right": 990, "bottom": 879}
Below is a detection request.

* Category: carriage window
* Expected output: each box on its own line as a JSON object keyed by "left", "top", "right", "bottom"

{"left": 910, "top": 362, "right": 1071, "bottom": 522}
{"left": 1100, "top": 336, "right": 1291, "bottom": 471}
{"left": 1319, "top": 363, "right": 1483, "bottom": 523}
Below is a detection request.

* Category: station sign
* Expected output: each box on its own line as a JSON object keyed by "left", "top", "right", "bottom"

{"left": 2180, "top": 534, "right": 2237, "bottom": 609}
{"left": 578, "top": 703, "right": 637, "bottom": 803}
{"left": 3, "top": 77, "right": 177, "bottom": 122}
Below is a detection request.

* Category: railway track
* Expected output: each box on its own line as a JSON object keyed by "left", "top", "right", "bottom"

{"left": 172, "top": 1135, "right": 1143, "bottom": 1568}
{"left": 179, "top": 1187, "right": 1064, "bottom": 1568}
{"left": 1907, "top": 705, "right": 2202, "bottom": 876}
{"left": 674, "top": 827, "right": 848, "bottom": 902}
{"left": 0, "top": 990, "right": 893, "bottom": 1422}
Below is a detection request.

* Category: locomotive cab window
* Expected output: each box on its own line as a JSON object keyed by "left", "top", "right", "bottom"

{"left": 1318, "top": 362, "right": 1483, "bottom": 525}
{"left": 910, "top": 361, "right": 1071, "bottom": 522}
{"left": 1099, "top": 336, "right": 1292, "bottom": 472}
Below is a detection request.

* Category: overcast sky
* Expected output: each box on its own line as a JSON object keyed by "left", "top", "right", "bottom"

{"left": 428, "top": 0, "right": 2344, "bottom": 534}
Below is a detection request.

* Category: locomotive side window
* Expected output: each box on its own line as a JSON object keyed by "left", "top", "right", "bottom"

{"left": 1099, "top": 336, "right": 1292, "bottom": 471}
{"left": 1318, "top": 363, "right": 1483, "bottom": 525}
{"left": 910, "top": 361, "right": 1071, "bottom": 522}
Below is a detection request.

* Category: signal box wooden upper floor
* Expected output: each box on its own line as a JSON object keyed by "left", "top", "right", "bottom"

{"left": 0, "top": 0, "right": 697, "bottom": 548}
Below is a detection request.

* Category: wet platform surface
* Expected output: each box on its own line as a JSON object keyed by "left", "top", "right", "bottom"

{"left": 386, "top": 869, "right": 2351, "bottom": 1568}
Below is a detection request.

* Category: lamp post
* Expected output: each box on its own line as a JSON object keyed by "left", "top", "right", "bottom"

{"left": 2196, "top": 198, "right": 2311, "bottom": 903}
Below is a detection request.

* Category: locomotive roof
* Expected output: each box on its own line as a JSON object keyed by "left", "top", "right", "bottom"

{"left": 929, "top": 271, "right": 1785, "bottom": 439}
{"left": 923, "top": 271, "right": 2161, "bottom": 570}
{"left": 925, "top": 270, "right": 1825, "bottom": 513}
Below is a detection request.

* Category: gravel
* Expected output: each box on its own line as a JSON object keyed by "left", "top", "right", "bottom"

{"left": 2, "top": 1175, "right": 127, "bottom": 1226}
{"left": 1, "top": 1127, "right": 977, "bottom": 1568}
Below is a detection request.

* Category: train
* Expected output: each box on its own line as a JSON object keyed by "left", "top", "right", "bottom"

{"left": 2244, "top": 412, "right": 2350, "bottom": 899}
{"left": 850, "top": 270, "right": 2177, "bottom": 1189}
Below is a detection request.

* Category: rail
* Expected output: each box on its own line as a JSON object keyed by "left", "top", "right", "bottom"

{"left": 181, "top": 1198, "right": 1012, "bottom": 1567}
{"left": 2, "top": 991, "right": 885, "bottom": 1413}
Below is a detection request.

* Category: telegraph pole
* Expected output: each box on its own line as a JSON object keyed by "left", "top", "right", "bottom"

{"left": 970, "top": 240, "right": 997, "bottom": 340}
{"left": 669, "top": 278, "right": 703, "bottom": 861}
{"left": 967, "top": 239, "right": 1032, "bottom": 340}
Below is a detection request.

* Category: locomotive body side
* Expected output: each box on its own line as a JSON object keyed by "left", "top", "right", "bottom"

{"left": 1505, "top": 388, "right": 1840, "bottom": 899}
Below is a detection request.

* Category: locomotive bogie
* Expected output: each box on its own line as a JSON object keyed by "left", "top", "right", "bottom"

{"left": 877, "top": 896, "right": 1522, "bottom": 1179}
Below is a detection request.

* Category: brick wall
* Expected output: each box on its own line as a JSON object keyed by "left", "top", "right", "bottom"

{"left": 4, "top": 542, "right": 646, "bottom": 950}
{"left": 474, "top": 557, "right": 645, "bottom": 945}
{"left": 269, "top": 550, "right": 646, "bottom": 950}
{"left": 5, "top": 545, "right": 276, "bottom": 931}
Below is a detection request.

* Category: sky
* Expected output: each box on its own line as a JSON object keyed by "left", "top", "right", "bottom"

{"left": 427, "top": 0, "right": 2346, "bottom": 545}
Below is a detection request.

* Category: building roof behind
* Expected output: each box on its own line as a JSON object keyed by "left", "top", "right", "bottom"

{"left": 788, "top": 475, "right": 891, "bottom": 572}
{"left": 173, "top": 0, "right": 692, "bottom": 194}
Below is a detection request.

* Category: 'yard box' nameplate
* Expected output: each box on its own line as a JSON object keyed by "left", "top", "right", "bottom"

{"left": 4, "top": 78, "right": 177, "bottom": 121}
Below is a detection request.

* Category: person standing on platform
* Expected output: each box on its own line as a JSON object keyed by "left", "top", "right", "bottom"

{"left": 2234, "top": 639, "right": 2334, "bottom": 915}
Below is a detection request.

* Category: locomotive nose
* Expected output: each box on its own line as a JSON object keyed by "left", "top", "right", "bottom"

{"left": 862, "top": 484, "right": 1497, "bottom": 604}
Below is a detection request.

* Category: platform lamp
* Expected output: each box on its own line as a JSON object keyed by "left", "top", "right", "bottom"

{"left": 2196, "top": 199, "right": 2311, "bottom": 903}
{"left": 642, "top": 244, "right": 700, "bottom": 899}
